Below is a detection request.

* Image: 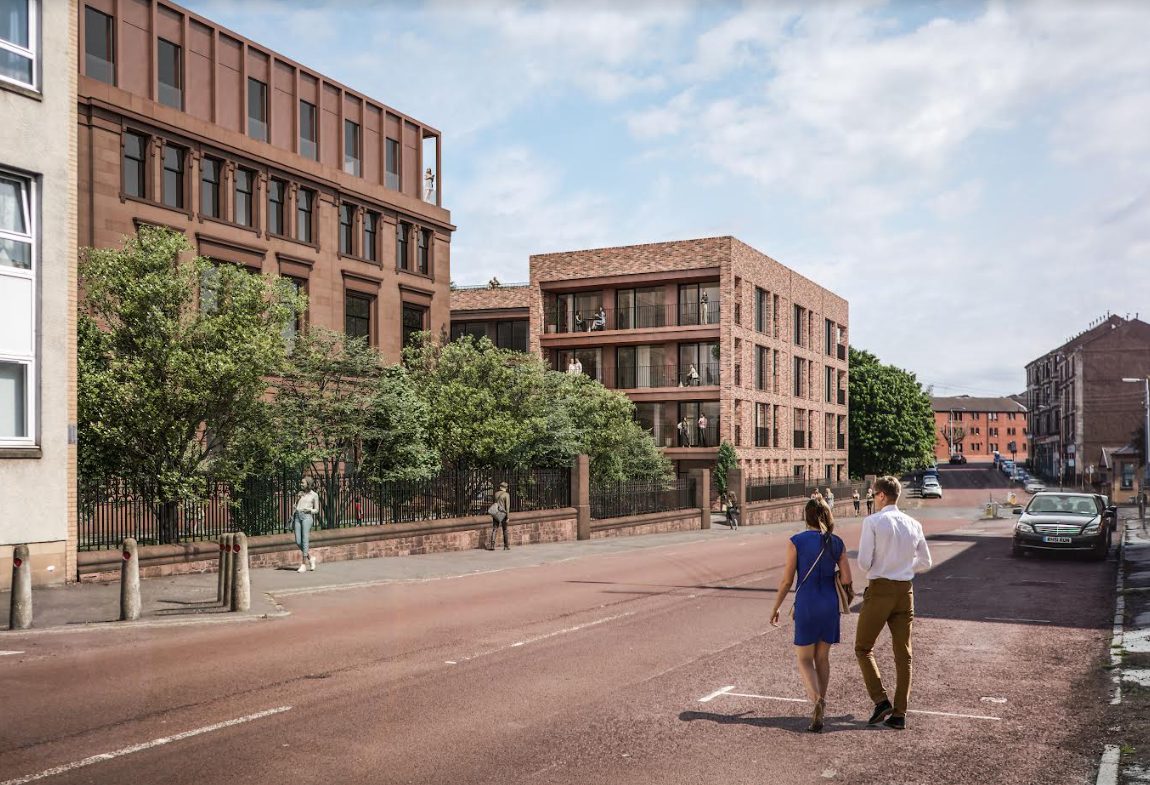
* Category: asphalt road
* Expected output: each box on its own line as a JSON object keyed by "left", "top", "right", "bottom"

{"left": 0, "top": 500, "right": 1116, "bottom": 785}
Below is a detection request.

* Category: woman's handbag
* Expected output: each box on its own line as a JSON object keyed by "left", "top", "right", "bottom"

{"left": 789, "top": 543, "right": 826, "bottom": 619}
{"left": 834, "top": 570, "right": 856, "bottom": 614}
{"left": 488, "top": 502, "right": 506, "bottom": 521}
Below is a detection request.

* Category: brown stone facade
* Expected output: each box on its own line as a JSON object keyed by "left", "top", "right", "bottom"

{"left": 529, "top": 237, "right": 849, "bottom": 481}
{"left": 932, "top": 396, "right": 1029, "bottom": 463}
{"left": 76, "top": 0, "right": 453, "bottom": 363}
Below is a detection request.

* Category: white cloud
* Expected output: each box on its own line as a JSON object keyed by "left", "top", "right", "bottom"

{"left": 929, "top": 180, "right": 984, "bottom": 221}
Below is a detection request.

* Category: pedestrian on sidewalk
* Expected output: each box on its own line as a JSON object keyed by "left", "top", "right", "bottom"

{"left": 853, "top": 489, "right": 861, "bottom": 515}
{"left": 825, "top": 487, "right": 835, "bottom": 509}
{"left": 865, "top": 487, "right": 874, "bottom": 515}
{"left": 854, "top": 476, "right": 932, "bottom": 730}
{"left": 488, "top": 481, "right": 512, "bottom": 551}
{"left": 770, "top": 498, "right": 852, "bottom": 732}
{"left": 293, "top": 478, "right": 320, "bottom": 572}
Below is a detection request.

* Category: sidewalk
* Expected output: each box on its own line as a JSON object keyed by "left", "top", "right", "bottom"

{"left": 1112, "top": 510, "right": 1150, "bottom": 784}
{"left": 2, "top": 514, "right": 819, "bottom": 633}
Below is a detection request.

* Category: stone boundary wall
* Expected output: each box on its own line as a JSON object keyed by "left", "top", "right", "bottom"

{"left": 742, "top": 497, "right": 858, "bottom": 527}
{"left": 590, "top": 509, "right": 703, "bottom": 539}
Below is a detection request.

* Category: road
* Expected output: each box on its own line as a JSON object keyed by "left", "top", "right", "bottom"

{"left": 0, "top": 498, "right": 1116, "bottom": 785}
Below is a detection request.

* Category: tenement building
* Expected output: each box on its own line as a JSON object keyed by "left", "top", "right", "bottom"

{"left": 931, "top": 396, "right": 1028, "bottom": 464}
{"left": 528, "top": 237, "right": 849, "bottom": 480}
{"left": 1025, "top": 315, "right": 1150, "bottom": 486}
{"left": 1, "top": 0, "right": 79, "bottom": 588}
{"left": 77, "top": 0, "right": 453, "bottom": 360}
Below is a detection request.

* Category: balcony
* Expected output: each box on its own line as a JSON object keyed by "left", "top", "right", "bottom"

{"left": 571, "top": 363, "right": 720, "bottom": 390}
{"left": 837, "top": 344, "right": 847, "bottom": 361}
{"left": 673, "top": 423, "right": 721, "bottom": 449}
{"left": 543, "top": 302, "right": 720, "bottom": 334}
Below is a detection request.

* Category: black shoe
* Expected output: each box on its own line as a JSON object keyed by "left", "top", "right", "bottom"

{"left": 867, "top": 700, "right": 893, "bottom": 725}
{"left": 883, "top": 715, "right": 906, "bottom": 730}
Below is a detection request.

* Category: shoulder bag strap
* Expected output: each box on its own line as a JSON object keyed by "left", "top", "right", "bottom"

{"left": 795, "top": 541, "right": 826, "bottom": 592}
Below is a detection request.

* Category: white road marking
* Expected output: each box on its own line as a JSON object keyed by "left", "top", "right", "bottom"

{"left": 729, "top": 692, "right": 808, "bottom": 703}
{"left": 697, "top": 686, "right": 735, "bottom": 703}
{"left": 444, "top": 661, "right": 457, "bottom": 665}
{"left": 1110, "top": 524, "right": 1129, "bottom": 706}
{"left": 907, "top": 709, "right": 1000, "bottom": 721}
{"left": 1096, "top": 744, "right": 1120, "bottom": 785}
{"left": 985, "top": 617, "right": 1052, "bottom": 624}
{"left": 0, "top": 706, "right": 293, "bottom": 785}
{"left": 697, "top": 687, "right": 1001, "bottom": 720}
{"left": 458, "top": 612, "right": 636, "bottom": 663}
{"left": 0, "top": 651, "right": 25, "bottom": 656}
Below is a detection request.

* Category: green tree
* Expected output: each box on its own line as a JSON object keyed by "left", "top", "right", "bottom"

{"left": 403, "top": 335, "right": 669, "bottom": 482}
{"left": 848, "top": 347, "right": 936, "bottom": 478}
{"left": 268, "top": 328, "right": 438, "bottom": 523}
{"left": 713, "top": 440, "right": 738, "bottom": 498}
{"left": 78, "top": 226, "right": 304, "bottom": 542}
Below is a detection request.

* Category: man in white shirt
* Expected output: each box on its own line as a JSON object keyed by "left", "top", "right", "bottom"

{"left": 855, "top": 475, "right": 932, "bottom": 730}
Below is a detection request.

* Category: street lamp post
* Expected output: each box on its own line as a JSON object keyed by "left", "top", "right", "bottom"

{"left": 1122, "top": 376, "right": 1150, "bottom": 520}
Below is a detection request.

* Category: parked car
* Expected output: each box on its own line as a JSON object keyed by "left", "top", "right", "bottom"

{"left": 1024, "top": 480, "right": 1046, "bottom": 494}
{"left": 1011, "top": 491, "right": 1116, "bottom": 560}
{"left": 1013, "top": 470, "right": 1030, "bottom": 484}
{"left": 921, "top": 476, "right": 943, "bottom": 499}
{"left": 1000, "top": 460, "right": 1015, "bottom": 476}
{"left": 949, "top": 454, "right": 967, "bottom": 465}
{"left": 923, "top": 465, "right": 940, "bottom": 477}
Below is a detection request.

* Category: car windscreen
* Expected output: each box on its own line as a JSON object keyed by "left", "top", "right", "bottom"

{"left": 1026, "top": 495, "right": 1098, "bottom": 515}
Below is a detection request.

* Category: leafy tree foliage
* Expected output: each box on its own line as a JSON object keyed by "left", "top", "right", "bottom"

{"left": 78, "top": 227, "right": 303, "bottom": 541}
{"left": 404, "top": 335, "right": 669, "bottom": 482}
{"left": 713, "top": 440, "right": 738, "bottom": 498}
{"left": 848, "top": 347, "right": 936, "bottom": 478}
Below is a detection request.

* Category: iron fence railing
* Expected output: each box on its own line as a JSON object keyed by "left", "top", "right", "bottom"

{"left": 590, "top": 477, "right": 696, "bottom": 520}
{"left": 745, "top": 477, "right": 858, "bottom": 504}
{"left": 78, "top": 467, "right": 571, "bottom": 551}
{"left": 543, "top": 302, "right": 721, "bottom": 334}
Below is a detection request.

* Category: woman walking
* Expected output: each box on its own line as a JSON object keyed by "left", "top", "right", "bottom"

{"left": 293, "top": 478, "right": 320, "bottom": 572}
{"left": 769, "top": 499, "right": 853, "bottom": 732}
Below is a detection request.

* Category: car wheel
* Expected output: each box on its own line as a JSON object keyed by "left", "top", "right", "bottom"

{"left": 1011, "top": 539, "right": 1024, "bottom": 558}
{"left": 1091, "top": 535, "right": 1109, "bottom": 561}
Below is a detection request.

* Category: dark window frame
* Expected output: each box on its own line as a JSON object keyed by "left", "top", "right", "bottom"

{"left": 296, "top": 187, "right": 314, "bottom": 244}
{"left": 157, "top": 37, "right": 182, "bottom": 110}
{"left": 396, "top": 221, "right": 409, "bottom": 270}
{"left": 344, "top": 291, "right": 373, "bottom": 344}
{"left": 234, "top": 167, "right": 254, "bottom": 228}
{"left": 402, "top": 303, "right": 427, "bottom": 347}
{"left": 363, "top": 211, "right": 378, "bottom": 262}
{"left": 417, "top": 228, "right": 430, "bottom": 275}
{"left": 339, "top": 203, "right": 355, "bottom": 255}
{"left": 200, "top": 157, "right": 221, "bottom": 218}
{"left": 343, "top": 120, "right": 361, "bottom": 176}
{"left": 123, "top": 131, "right": 147, "bottom": 199}
{"left": 247, "top": 77, "right": 268, "bottom": 142}
{"left": 298, "top": 100, "right": 317, "bottom": 160}
{"left": 385, "top": 137, "right": 400, "bottom": 190}
{"left": 161, "top": 143, "right": 185, "bottom": 209}
{"left": 267, "top": 178, "right": 286, "bottom": 236}
{"left": 84, "top": 6, "right": 115, "bottom": 85}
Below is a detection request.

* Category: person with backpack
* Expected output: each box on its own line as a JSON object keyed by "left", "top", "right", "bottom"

{"left": 488, "top": 481, "right": 512, "bottom": 551}
{"left": 770, "top": 499, "right": 853, "bottom": 732}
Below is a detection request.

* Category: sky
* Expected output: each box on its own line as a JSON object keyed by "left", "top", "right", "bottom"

{"left": 186, "top": 0, "right": 1150, "bottom": 397}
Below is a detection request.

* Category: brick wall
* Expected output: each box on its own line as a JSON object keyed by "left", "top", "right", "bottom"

{"left": 590, "top": 509, "right": 703, "bottom": 539}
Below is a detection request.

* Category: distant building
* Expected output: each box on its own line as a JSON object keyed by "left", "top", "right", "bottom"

{"left": 1025, "top": 315, "right": 1150, "bottom": 487}
{"left": 1, "top": 0, "right": 78, "bottom": 588}
{"left": 449, "top": 282, "right": 530, "bottom": 352}
{"left": 525, "top": 237, "right": 850, "bottom": 481}
{"left": 931, "top": 396, "right": 1028, "bottom": 463}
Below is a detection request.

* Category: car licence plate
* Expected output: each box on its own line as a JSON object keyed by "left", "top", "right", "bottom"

{"left": 1043, "top": 536, "right": 1072, "bottom": 544}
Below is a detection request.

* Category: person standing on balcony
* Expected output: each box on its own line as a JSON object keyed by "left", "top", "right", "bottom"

{"left": 293, "top": 478, "right": 320, "bottom": 572}
{"left": 567, "top": 357, "right": 580, "bottom": 375}
{"left": 574, "top": 311, "right": 584, "bottom": 332}
{"left": 687, "top": 363, "right": 700, "bottom": 386}
{"left": 678, "top": 416, "right": 691, "bottom": 447}
{"left": 700, "top": 291, "right": 710, "bottom": 325}
{"left": 698, "top": 412, "right": 709, "bottom": 446}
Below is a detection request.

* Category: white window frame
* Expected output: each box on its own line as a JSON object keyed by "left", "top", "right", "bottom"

{"left": 0, "top": 167, "right": 37, "bottom": 446}
{"left": 0, "top": 0, "right": 39, "bottom": 92}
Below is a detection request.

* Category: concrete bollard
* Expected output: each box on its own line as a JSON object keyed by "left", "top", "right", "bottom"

{"left": 119, "top": 538, "right": 141, "bottom": 621}
{"left": 8, "top": 544, "right": 32, "bottom": 630}
{"left": 230, "top": 533, "right": 250, "bottom": 612}
{"left": 221, "top": 533, "right": 235, "bottom": 609}
{"left": 216, "top": 534, "right": 229, "bottom": 603}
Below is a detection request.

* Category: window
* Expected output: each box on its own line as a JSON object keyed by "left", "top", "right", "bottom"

{"left": 755, "top": 288, "right": 767, "bottom": 332}
{"left": 299, "top": 100, "right": 317, "bottom": 160}
{"left": 495, "top": 320, "right": 528, "bottom": 352}
{"left": 417, "top": 228, "right": 430, "bottom": 274}
{"left": 247, "top": 78, "right": 267, "bottom": 142}
{"left": 0, "top": 171, "right": 34, "bottom": 442}
{"left": 280, "top": 277, "right": 304, "bottom": 348}
{"left": 793, "top": 355, "right": 804, "bottom": 397}
{"left": 157, "top": 38, "right": 182, "bottom": 110}
{"left": 451, "top": 321, "right": 487, "bottom": 342}
{"left": 162, "top": 144, "right": 184, "bottom": 208}
{"left": 234, "top": 168, "right": 253, "bottom": 227}
{"left": 201, "top": 158, "right": 221, "bottom": 218}
{"left": 343, "top": 120, "right": 361, "bottom": 176}
{"left": 402, "top": 304, "right": 426, "bottom": 346}
{"left": 385, "top": 138, "right": 399, "bottom": 190}
{"left": 755, "top": 346, "right": 768, "bottom": 390}
{"left": 84, "top": 6, "right": 114, "bottom": 85}
{"left": 123, "top": 132, "right": 147, "bottom": 198}
{"left": 396, "top": 221, "right": 409, "bottom": 269}
{"left": 363, "top": 212, "right": 378, "bottom": 261}
{"left": 345, "top": 292, "right": 371, "bottom": 343}
{"left": 793, "top": 304, "right": 805, "bottom": 346}
{"left": 296, "top": 188, "right": 313, "bottom": 243}
{"left": 825, "top": 365, "right": 833, "bottom": 402}
{"left": 0, "top": 0, "right": 35, "bottom": 88}
{"left": 825, "top": 318, "right": 833, "bottom": 355}
{"left": 772, "top": 294, "right": 780, "bottom": 336}
{"left": 678, "top": 282, "right": 719, "bottom": 326}
{"left": 339, "top": 203, "right": 354, "bottom": 255}
{"left": 266, "top": 178, "right": 285, "bottom": 235}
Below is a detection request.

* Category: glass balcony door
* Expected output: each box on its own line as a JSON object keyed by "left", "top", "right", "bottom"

{"left": 556, "top": 348, "right": 603, "bottom": 382}
{"left": 616, "top": 286, "right": 665, "bottom": 330}
{"left": 678, "top": 282, "right": 720, "bottom": 326}
{"left": 678, "top": 342, "right": 719, "bottom": 386}
{"left": 616, "top": 344, "right": 667, "bottom": 389}
{"left": 676, "top": 401, "right": 720, "bottom": 447}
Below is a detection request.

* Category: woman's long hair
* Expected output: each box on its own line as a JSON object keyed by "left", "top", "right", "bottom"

{"left": 804, "top": 498, "right": 835, "bottom": 541}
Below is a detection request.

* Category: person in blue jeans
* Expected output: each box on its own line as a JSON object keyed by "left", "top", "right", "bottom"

{"left": 770, "top": 499, "right": 853, "bottom": 732}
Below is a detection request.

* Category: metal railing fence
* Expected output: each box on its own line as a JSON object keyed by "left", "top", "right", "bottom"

{"left": 745, "top": 476, "right": 858, "bottom": 504}
{"left": 590, "top": 477, "right": 696, "bottom": 520}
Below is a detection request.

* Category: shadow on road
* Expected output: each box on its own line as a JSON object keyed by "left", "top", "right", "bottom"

{"left": 679, "top": 709, "right": 869, "bottom": 734}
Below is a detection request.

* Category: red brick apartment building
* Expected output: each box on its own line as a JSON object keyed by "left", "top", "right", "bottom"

{"left": 77, "top": 0, "right": 453, "bottom": 361}
{"left": 932, "top": 396, "right": 1028, "bottom": 463}
{"left": 522, "top": 237, "right": 850, "bottom": 480}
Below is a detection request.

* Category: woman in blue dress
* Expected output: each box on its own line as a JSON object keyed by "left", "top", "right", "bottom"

{"left": 770, "top": 499, "right": 853, "bottom": 732}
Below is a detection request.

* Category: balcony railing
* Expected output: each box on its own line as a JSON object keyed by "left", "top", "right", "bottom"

{"left": 673, "top": 423, "right": 720, "bottom": 448}
{"left": 564, "top": 364, "right": 720, "bottom": 389}
{"left": 543, "top": 302, "right": 720, "bottom": 334}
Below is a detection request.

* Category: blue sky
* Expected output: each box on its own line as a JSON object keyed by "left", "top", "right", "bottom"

{"left": 187, "top": 0, "right": 1150, "bottom": 397}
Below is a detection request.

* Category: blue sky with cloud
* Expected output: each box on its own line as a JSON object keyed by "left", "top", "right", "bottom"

{"left": 186, "top": 0, "right": 1150, "bottom": 397}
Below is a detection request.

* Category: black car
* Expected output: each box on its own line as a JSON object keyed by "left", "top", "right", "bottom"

{"left": 1011, "top": 491, "right": 1115, "bottom": 560}
{"left": 949, "top": 454, "right": 967, "bottom": 465}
